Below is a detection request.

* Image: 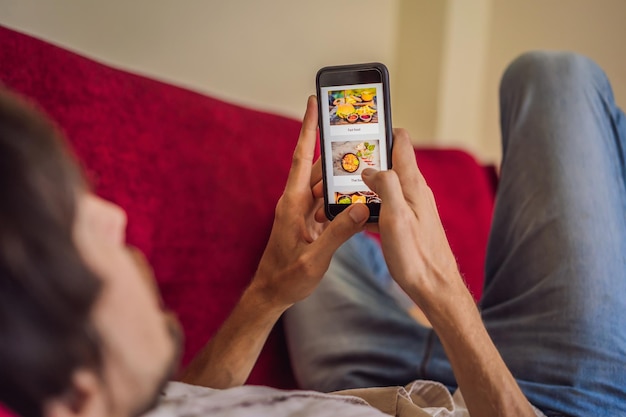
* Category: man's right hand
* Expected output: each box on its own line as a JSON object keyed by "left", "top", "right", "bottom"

{"left": 360, "top": 130, "right": 536, "bottom": 417}
{"left": 359, "top": 129, "right": 466, "bottom": 314}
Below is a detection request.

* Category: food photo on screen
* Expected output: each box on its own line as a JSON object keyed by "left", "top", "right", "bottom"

{"left": 334, "top": 190, "right": 381, "bottom": 205}
{"left": 327, "top": 88, "right": 378, "bottom": 126}
{"left": 331, "top": 140, "right": 380, "bottom": 176}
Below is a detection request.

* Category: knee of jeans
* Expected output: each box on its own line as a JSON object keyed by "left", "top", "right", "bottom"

{"left": 500, "top": 51, "right": 609, "bottom": 99}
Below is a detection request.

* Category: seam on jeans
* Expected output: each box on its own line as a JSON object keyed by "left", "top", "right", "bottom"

{"left": 419, "top": 330, "right": 435, "bottom": 378}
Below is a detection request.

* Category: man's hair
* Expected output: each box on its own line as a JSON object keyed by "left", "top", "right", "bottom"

{"left": 0, "top": 89, "right": 103, "bottom": 417}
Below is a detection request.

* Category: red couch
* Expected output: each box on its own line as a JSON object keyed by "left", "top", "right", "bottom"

{"left": 0, "top": 25, "right": 495, "bottom": 414}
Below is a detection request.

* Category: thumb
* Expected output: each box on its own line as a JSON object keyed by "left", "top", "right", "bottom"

{"left": 310, "top": 203, "right": 369, "bottom": 258}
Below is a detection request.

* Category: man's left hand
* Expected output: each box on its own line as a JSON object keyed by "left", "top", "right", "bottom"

{"left": 251, "top": 95, "right": 369, "bottom": 311}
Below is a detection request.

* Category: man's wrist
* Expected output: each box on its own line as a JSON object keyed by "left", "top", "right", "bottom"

{"left": 403, "top": 269, "right": 475, "bottom": 326}
{"left": 243, "top": 276, "right": 292, "bottom": 318}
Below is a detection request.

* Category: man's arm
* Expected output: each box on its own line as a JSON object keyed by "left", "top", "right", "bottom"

{"left": 360, "top": 130, "right": 536, "bottom": 417}
{"left": 179, "top": 96, "right": 369, "bottom": 389}
{"left": 178, "top": 285, "right": 285, "bottom": 389}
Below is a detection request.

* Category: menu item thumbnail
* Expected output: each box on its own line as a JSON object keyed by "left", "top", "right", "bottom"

{"left": 328, "top": 88, "right": 378, "bottom": 126}
{"left": 335, "top": 191, "right": 381, "bottom": 205}
{"left": 332, "top": 140, "right": 380, "bottom": 176}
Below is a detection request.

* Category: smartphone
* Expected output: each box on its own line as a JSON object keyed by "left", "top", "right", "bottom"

{"left": 316, "top": 62, "right": 393, "bottom": 222}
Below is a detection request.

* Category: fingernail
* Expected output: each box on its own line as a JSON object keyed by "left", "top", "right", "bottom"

{"left": 348, "top": 203, "right": 368, "bottom": 223}
{"left": 362, "top": 168, "right": 376, "bottom": 179}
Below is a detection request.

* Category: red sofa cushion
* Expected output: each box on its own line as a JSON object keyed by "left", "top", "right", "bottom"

{"left": 0, "top": 25, "right": 495, "bottom": 406}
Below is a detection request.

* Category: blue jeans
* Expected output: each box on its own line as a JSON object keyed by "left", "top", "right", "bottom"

{"left": 284, "top": 52, "right": 626, "bottom": 417}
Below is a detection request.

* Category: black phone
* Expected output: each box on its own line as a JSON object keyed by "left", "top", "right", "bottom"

{"left": 316, "top": 62, "right": 393, "bottom": 222}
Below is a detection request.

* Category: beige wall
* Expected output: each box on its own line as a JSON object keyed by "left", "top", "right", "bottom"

{"left": 435, "top": 0, "right": 493, "bottom": 150}
{"left": 0, "top": 0, "right": 400, "bottom": 120}
{"left": 393, "top": 0, "right": 626, "bottom": 163}
{"left": 392, "top": 0, "right": 446, "bottom": 144}
{"left": 479, "top": 0, "right": 626, "bottom": 162}
{"left": 2, "top": 0, "right": 626, "bottom": 163}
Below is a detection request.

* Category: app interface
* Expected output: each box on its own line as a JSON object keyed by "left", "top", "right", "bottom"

{"left": 320, "top": 83, "right": 387, "bottom": 205}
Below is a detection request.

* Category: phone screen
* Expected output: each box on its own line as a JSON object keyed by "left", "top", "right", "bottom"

{"left": 318, "top": 77, "right": 391, "bottom": 220}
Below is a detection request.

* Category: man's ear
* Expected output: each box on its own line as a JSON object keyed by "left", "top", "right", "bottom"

{"left": 44, "top": 369, "right": 107, "bottom": 417}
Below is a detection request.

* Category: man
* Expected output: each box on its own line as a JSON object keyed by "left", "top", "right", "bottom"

{"left": 0, "top": 51, "right": 624, "bottom": 417}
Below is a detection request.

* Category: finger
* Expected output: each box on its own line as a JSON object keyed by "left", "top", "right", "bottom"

{"left": 310, "top": 158, "right": 323, "bottom": 188}
{"left": 391, "top": 129, "right": 425, "bottom": 205}
{"left": 314, "top": 205, "right": 327, "bottom": 223}
{"left": 361, "top": 169, "right": 407, "bottom": 211}
{"left": 311, "top": 196, "right": 325, "bottom": 218}
{"left": 312, "top": 180, "right": 324, "bottom": 199}
{"left": 361, "top": 168, "right": 380, "bottom": 194}
{"left": 310, "top": 203, "right": 369, "bottom": 259}
{"left": 285, "top": 96, "right": 318, "bottom": 192}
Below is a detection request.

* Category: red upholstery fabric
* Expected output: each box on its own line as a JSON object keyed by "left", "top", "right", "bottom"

{"left": 0, "top": 25, "right": 495, "bottom": 411}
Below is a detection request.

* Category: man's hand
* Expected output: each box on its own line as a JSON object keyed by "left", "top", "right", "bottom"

{"left": 180, "top": 96, "right": 368, "bottom": 389}
{"left": 358, "top": 130, "right": 536, "bottom": 417}
{"left": 359, "top": 129, "right": 465, "bottom": 311}
{"left": 250, "top": 95, "right": 369, "bottom": 310}
{"left": 312, "top": 128, "right": 464, "bottom": 312}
